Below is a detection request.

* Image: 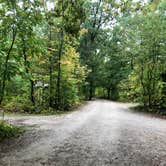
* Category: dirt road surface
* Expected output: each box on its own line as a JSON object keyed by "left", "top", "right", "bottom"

{"left": 0, "top": 100, "right": 166, "bottom": 166}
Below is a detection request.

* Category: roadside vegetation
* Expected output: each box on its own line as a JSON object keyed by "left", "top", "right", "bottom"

{"left": 0, "top": 120, "right": 23, "bottom": 141}
{"left": 0, "top": 0, "right": 165, "bottom": 117}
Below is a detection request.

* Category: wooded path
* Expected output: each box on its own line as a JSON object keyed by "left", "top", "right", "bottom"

{"left": 0, "top": 100, "right": 166, "bottom": 166}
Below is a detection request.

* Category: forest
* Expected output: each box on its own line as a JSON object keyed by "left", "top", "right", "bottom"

{"left": 0, "top": 1, "right": 166, "bottom": 165}
{"left": 0, "top": 0, "right": 166, "bottom": 114}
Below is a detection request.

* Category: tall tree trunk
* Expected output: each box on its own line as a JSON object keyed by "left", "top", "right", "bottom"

{"left": 56, "top": 0, "right": 64, "bottom": 109}
{"left": 0, "top": 28, "right": 17, "bottom": 104}
{"left": 22, "top": 37, "right": 35, "bottom": 105}
{"left": 56, "top": 30, "right": 64, "bottom": 109}
{"left": 49, "top": 57, "right": 53, "bottom": 107}
{"left": 140, "top": 62, "right": 146, "bottom": 107}
{"left": 48, "top": 27, "right": 53, "bottom": 107}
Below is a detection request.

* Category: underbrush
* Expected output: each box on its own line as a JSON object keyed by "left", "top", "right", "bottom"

{"left": 0, "top": 121, "right": 24, "bottom": 141}
{"left": 131, "top": 105, "right": 166, "bottom": 116}
{"left": 1, "top": 97, "right": 84, "bottom": 116}
{"left": 2, "top": 96, "right": 36, "bottom": 113}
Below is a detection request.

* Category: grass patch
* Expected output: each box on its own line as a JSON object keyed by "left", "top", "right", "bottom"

{"left": 0, "top": 121, "right": 24, "bottom": 141}
{"left": 3, "top": 109, "right": 70, "bottom": 117}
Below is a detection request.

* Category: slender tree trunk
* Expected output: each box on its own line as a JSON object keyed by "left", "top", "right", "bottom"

{"left": 56, "top": 30, "right": 64, "bottom": 109}
{"left": 56, "top": 0, "right": 65, "bottom": 109}
{"left": 49, "top": 57, "right": 53, "bottom": 107}
{"left": 140, "top": 62, "right": 146, "bottom": 107}
{"left": 107, "top": 87, "right": 111, "bottom": 99}
{"left": 0, "top": 28, "right": 17, "bottom": 104}
{"left": 89, "top": 80, "right": 93, "bottom": 100}
{"left": 89, "top": 66, "right": 95, "bottom": 100}
{"left": 161, "top": 73, "right": 166, "bottom": 107}
{"left": 22, "top": 37, "right": 35, "bottom": 105}
{"left": 30, "top": 80, "right": 35, "bottom": 104}
{"left": 48, "top": 27, "right": 53, "bottom": 107}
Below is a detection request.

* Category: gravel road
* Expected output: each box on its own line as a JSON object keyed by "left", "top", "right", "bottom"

{"left": 0, "top": 100, "right": 166, "bottom": 166}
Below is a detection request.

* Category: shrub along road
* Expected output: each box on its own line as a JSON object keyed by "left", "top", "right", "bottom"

{"left": 0, "top": 100, "right": 166, "bottom": 166}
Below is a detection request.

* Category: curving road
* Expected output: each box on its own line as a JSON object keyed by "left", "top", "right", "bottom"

{"left": 0, "top": 100, "right": 166, "bottom": 166}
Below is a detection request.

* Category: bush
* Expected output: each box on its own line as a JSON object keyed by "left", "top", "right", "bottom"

{"left": 3, "top": 96, "right": 40, "bottom": 113}
{"left": 0, "top": 121, "right": 23, "bottom": 141}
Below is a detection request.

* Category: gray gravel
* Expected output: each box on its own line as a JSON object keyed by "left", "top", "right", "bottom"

{"left": 0, "top": 100, "right": 166, "bottom": 166}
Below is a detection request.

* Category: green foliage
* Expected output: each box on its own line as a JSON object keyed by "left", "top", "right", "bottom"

{"left": 116, "top": 0, "right": 166, "bottom": 111}
{"left": 0, "top": 121, "right": 23, "bottom": 141}
{"left": 0, "top": 0, "right": 165, "bottom": 115}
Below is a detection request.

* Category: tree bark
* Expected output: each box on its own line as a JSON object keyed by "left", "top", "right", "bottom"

{"left": 0, "top": 28, "right": 17, "bottom": 104}
{"left": 89, "top": 80, "right": 93, "bottom": 100}
{"left": 49, "top": 57, "right": 53, "bottom": 107}
{"left": 56, "top": 29, "right": 64, "bottom": 109}
{"left": 22, "top": 37, "right": 35, "bottom": 105}
{"left": 56, "top": 0, "right": 64, "bottom": 109}
{"left": 30, "top": 80, "right": 35, "bottom": 105}
{"left": 107, "top": 87, "right": 111, "bottom": 99}
{"left": 48, "top": 27, "right": 53, "bottom": 107}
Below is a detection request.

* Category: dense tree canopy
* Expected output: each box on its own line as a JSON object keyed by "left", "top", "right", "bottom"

{"left": 0, "top": 0, "right": 165, "bottom": 113}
